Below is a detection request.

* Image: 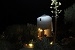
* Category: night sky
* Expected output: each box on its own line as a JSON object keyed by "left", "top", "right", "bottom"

{"left": 0, "top": 0, "right": 75, "bottom": 32}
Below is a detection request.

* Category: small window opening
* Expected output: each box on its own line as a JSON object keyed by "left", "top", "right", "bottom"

{"left": 40, "top": 18, "right": 41, "bottom": 21}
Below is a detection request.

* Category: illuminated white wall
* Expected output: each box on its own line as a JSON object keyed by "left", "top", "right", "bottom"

{"left": 37, "top": 14, "right": 53, "bottom": 37}
{"left": 37, "top": 15, "right": 53, "bottom": 29}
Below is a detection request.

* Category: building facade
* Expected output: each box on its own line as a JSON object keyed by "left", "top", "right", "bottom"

{"left": 37, "top": 14, "right": 53, "bottom": 38}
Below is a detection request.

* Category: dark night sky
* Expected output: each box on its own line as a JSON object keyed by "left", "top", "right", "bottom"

{"left": 0, "top": 0, "right": 75, "bottom": 32}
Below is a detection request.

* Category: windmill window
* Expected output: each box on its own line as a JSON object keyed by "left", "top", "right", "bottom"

{"left": 40, "top": 18, "right": 41, "bottom": 21}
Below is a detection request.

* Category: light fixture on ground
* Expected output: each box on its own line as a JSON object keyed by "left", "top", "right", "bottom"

{"left": 50, "top": 41, "right": 53, "bottom": 45}
{"left": 28, "top": 43, "right": 34, "bottom": 48}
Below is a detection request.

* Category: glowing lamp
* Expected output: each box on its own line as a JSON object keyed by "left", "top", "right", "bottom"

{"left": 28, "top": 43, "right": 34, "bottom": 48}
{"left": 50, "top": 41, "right": 53, "bottom": 45}
{"left": 38, "top": 28, "right": 43, "bottom": 32}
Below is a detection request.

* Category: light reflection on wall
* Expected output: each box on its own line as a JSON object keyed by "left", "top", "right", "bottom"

{"left": 44, "top": 29, "right": 50, "bottom": 37}
{"left": 38, "top": 28, "right": 43, "bottom": 37}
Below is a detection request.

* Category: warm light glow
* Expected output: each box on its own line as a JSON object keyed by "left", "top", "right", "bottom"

{"left": 40, "top": 29, "right": 43, "bottom": 32}
{"left": 38, "top": 36, "right": 39, "bottom": 37}
{"left": 44, "top": 29, "right": 51, "bottom": 37}
{"left": 44, "top": 30, "right": 48, "bottom": 35}
{"left": 23, "top": 43, "right": 28, "bottom": 48}
{"left": 29, "top": 44, "right": 33, "bottom": 47}
{"left": 38, "top": 28, "right": 43, "bottom": 32}
{"left": 50, "top": 41, "right": 53, "bottom": 45}
{"left": 25, "top": 44, "right": 28, "bottom": 46}
{"left": 28, "top": 43, "right": 34, "bottom": 48}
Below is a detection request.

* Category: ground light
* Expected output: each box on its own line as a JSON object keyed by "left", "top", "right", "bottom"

{"left": 28, "top": 39, "right": 34, "bottom": 48}
{"left": 50, "top": 41, "right": 53, "bottom": 45}
{"left": 23, "top": 39, "right": 34, "bottom": 48}
{"left": 24, "top": 43, "right": 34, "bottom": 48}
{"left": 28, "top": 43, "right": 34, "bottom": 48}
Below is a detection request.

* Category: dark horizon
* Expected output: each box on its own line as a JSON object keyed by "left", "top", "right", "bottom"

{"left": 0, "top": 0, "right": 75, "bottom": 32}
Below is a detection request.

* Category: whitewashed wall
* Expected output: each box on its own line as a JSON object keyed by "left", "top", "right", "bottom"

{"left": 37, "top": 14, "right": 53, "bottom": 37}
{"left": 37, "top": 15, "right": 52, "bottom": 29}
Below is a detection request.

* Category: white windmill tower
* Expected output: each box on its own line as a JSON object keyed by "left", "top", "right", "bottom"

{"left": 37, "top": 14, "right": 53, "bottom": 39}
